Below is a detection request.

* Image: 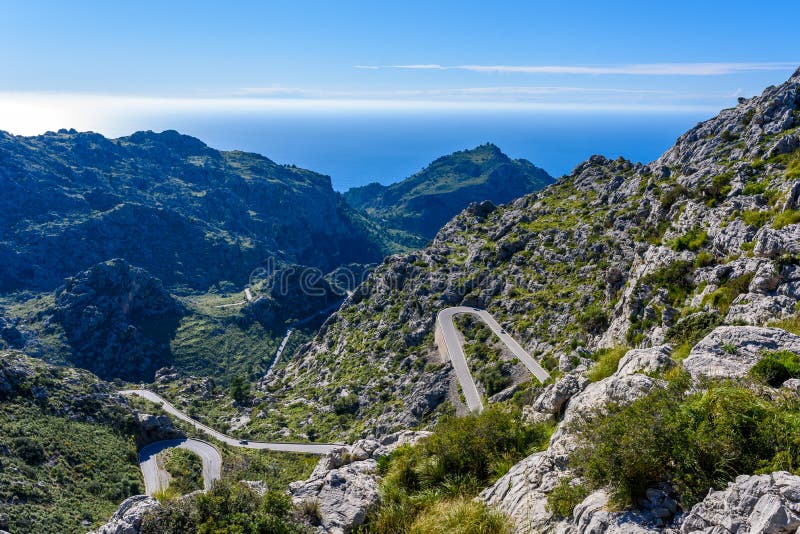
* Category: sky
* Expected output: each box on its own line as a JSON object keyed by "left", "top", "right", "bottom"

{"left": 0, "top": 1, "right": 798, "bottom": 187}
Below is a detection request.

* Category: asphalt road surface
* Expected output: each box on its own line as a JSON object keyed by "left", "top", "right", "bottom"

{"left": 435, "top": 306, "right": 550, "bottom": 413}
{"left": 120, "top": 389, "right": 342, "bottom": 454}
{"left": 139, "top": 438, "right": 221, "bottom": 496}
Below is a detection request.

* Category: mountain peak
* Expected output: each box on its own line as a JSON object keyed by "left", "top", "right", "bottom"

{"left": 344, "top": 144, "right": 552, "bottom": 239}
{"left": 656, "top": 66, "right": 800, "bottom": 173}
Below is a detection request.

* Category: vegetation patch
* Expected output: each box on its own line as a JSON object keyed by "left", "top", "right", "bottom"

{"left": 668, "top": 227, "right": 708, "bottom": 252}
{"left": 773, "top": 209, "right": 800, "bottom": 229}
{"left": 587, "top": 346, "right": 628, "bottom": 382}
{"left": 703, "top": 272, "right": 754, "bottom": 316}
{"left": 642, "top": 261, "right": 696, "bottom": 306}
{"left": 749, "top": 350, "right": 800, "bottom": 387}
{"left": 141, "top": 479, "right": 306, "bottom": 534}
{"left": 546, "top": 478, "right": 591, "bottom": 519}
{"left": 741, "top": 209, "right": 773, "bottom": 228}
{"left": 363, "top": 405, "right": 553, "bottom": 533}
{"left": 569, "top": 377, "right": 800, "bottom": 508}
{"left": 163, "top": 448, "right": 204, "bottom": 494}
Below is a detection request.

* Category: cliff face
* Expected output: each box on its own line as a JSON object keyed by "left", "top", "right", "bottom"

{"left": 0, "top": 129, "right": 385, "bottom": 292}
{"left": 255, "top": 69, "right": 800, "bottom": 445}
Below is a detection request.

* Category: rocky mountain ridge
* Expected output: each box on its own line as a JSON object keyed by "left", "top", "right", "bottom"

{"left": 0, "top": 128, "right": 387, "bottom": 293}
{"left": 344, "top": 143, "right": 553, "bottom": 241}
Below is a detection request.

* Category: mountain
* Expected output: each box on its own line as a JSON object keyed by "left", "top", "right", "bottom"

{"left": 0, "top": 350, "right": 150, "bottom": 533}
{"left": 247, "top": 68, "right": 800, "bottom": 531}
{"left": 0, "top": 129, "right": 388, "bottom": 293}
{"left": 343, "top": 143, "right": 553, "bottom": 241}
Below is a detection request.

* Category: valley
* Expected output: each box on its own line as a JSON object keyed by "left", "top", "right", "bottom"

{"left": 1, "top": 66, "right": 800, "bottom": 534}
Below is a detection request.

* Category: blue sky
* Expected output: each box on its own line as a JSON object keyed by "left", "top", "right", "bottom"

{"left": 0, "top": 0, "right": 798, "bottom": 186}
{"left": 0, "top": 1, "right": 797, "bottom": 111}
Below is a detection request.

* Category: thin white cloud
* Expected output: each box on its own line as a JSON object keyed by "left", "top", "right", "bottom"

{"left": 0, "top": 82, "right": 752, "bottom": 136}
{"left": 357, "top": 62, "right": 798, "bottom": 76}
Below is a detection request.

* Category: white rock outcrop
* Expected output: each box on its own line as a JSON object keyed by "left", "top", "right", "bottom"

{"left": 683, "top": 326, "right": 800, "bottom": 380}
{"left": 289, "top": 431, "right": 430, "bottom": 534}
{"left": 481, "top": 348, "right": 672, "bottom": 533}
{"left": 680, "top": 472, "right": 800, "bottom": 533}
{"left": 89, "top": 495, "right": 159, "bottom": 534}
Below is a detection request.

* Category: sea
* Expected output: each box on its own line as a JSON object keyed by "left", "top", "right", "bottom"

{"left": 97, "top": 110, "right": 710, "bottom": 191}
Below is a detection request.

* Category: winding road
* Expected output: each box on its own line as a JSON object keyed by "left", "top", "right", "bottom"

{"left": 121, "top": 389, "right": 342, "bottom": 454}
{"left": 435, "top": 307, "right": 550, "bottom": 413}
{"left": 139, "top": 438, "right": 221, "bottom": 496}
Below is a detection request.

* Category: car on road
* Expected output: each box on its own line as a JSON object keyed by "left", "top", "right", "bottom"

{"left": 239, "top": 439, "right": 249, "bottom": 445}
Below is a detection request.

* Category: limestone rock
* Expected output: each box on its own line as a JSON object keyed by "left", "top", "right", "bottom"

{"left": 616, "top": 345, "right": 675, "bottom": 376}
{"left": 557, "top": 490, "right": 661, "bottom": 534}
{"left": 482, "top": 368, "right": 664, "bottom": 532}
{"left": 54, "top": 259, "right": 184, "bottom": 381}
{"left": 680, "top": 472, "right": 800, "bottom": 533}
{"left": 289, "top": 430, "right": 429, "bottom": 533}
{"left": 527, "top": 371, "right": 589, "bottom": 422}
{"left": 89, "top": 495, "right": 159, "bottom": 534}
{"left": 290, "top": 459, "right": 379, "bottom": 534}
{"left": 683, "top": 326, "right": 800, "bottom": 380}
{"left": 754, "top": 225, "right": 800, "bottom": 259}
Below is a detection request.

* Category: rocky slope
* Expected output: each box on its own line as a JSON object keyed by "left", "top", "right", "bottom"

{"left": 344, "top": 143, "right": 553, "bottom": 241}
{"left": 0, "top": 349, "right": 176, "bottom": 533}
{"left": 247, "top": 68, "right": 800, "bottom": 530}
{"left": 0, "top": 128, "right": 388, "bottom": 293}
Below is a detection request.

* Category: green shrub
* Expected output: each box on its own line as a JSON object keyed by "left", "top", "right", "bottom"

{"left": 659, "top": 185, "right": 691, "bottom": 208}
{"left": 408, "top": 497, "right": 511, "bottom": 534}
{"left": 163, "top": 448, "right": 203, "bottom": 494}
{"left": 547, "top": 478, "right": 590, "bottom": 518}
{"left": 578, "top": 305, "right": 609, "bottom": 334}
{"left": 642, "top": 261, "right": 696, "bottom": 306}
{"left": 230, "top": 375, "right": 252, "bottom": 404}
{"left": 773, "top": 209, "right": 800, "bottom": 229}
{"left": 694, "top": 251, "right": 716, "bottom": 268}
{"left": 587, "top": 346, "right": 628, "bottom": 382}
{"left": 669, "top": 227, "right": 708, "bottom": 252}
{"left": 663, "top": 310, "right": 711, "bottom": 344}
{"left": 365, "top": 405, "right": 552, "bottom": 532}
{"left": 478, "top": 363, "right": 513, "bottom": 397}
{"left": 742, "top": 180, "right": 768, "bottom": 196}
{"left": 141, "top": 480, "right": 304, "bottom": 534}
{"left": 569, "top": 379, "right": 798, "bottom": 508}
{"left": 333, "top": 393, "right": 361, "bottom": 415}
{"left": 787, "top": 151, "right": 800, "bottom": 179}
{"left": 749, "top": 351, "right": 800, "bottom": 386}
{"left": 741, "top": 209, "right": 772, "bottom": 228}
{"left": 700, "top": 172, "right": 733, "bottom": 203}
{"left": 703, "top": 272, "right": 754, "bottom": 315}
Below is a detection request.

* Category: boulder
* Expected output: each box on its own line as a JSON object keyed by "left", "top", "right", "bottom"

{"left": 290, "top": 458, "right": 379, "bottom": 534}
{"left": 683, "top": 326, "right": 800, "bottom": 380}
{"left": 89, "top": 495, "right": 159, "bottom": 534}
{"left": 526, "top": 371, "right": 589, "bottom": 422}
{"left": 753, "top": 225, "right": 800, "bottom": 259}
{"left": 616, "top": 345, "right": 675, "bottom": 376}
{"left": 288, "top": 429, "right": 429, "bottom": 533}
{"left": 726, "top": 294, "right": 798, "bottom": 325}
{"left": 680, "top": 472, "right": 800, "bottom": 533}
{"left": 562, "top": 490, "right": 661, "bottom": 533}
